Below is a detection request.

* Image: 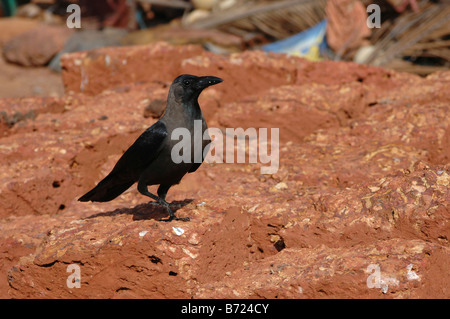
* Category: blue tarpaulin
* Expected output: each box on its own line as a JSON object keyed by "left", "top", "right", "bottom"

{"left": 262, "top": 19, "right": 328, "bottom": 61}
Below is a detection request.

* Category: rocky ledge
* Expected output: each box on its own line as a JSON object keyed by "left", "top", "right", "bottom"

{"left": 1, "top": 42, "right": 448, "bottom": 298}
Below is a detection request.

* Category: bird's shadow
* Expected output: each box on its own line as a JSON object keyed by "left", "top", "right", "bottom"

{"left": 84, "top": 199, "right": 194, "bottom": 221}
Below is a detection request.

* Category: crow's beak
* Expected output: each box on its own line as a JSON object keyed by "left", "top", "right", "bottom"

{"left": 197, "top": 76, "right": 223, "bottom": 89}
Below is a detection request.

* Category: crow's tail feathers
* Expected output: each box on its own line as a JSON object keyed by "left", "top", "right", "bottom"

{"left": 78, "top": 174, "right": 135, "bottom": 202}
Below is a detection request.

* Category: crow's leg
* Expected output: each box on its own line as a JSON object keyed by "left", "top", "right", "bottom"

{"left": 156, "top": 184, "right": 170, "bottom": 201}
{"left": 157, "top": 184, "right": 184, "bottom": 208}
{"left": 157, "top": 184, "right": 190, "bottom": 221}
{"left": 137, "top": 181, "right": 189, "bottom": 222}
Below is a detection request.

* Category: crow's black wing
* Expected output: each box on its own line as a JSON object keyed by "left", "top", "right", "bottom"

{"left": 111, "top": 121, "right": 168, "bottom": 177}
{"left": 79, "top": 121, "right": 168, "bottom": 202}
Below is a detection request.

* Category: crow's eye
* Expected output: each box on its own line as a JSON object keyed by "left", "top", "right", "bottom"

{"left": 183, "top": 80, "right": 191, "bottom": 86}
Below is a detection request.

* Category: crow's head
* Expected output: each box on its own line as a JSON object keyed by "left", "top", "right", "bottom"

{"left": 171, "top": 74, "right": 223, "bottom": 103}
